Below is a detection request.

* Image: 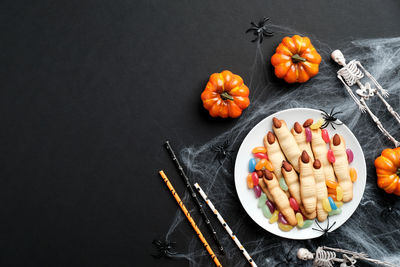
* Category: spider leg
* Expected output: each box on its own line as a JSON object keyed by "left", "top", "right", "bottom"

{"left": 263, "top": 17, "right": 270, "bottom": 23}
{"left": 259, "top": 33, "right": 264, "bottom": 43}
{"left": 331, "top": 111, "right": 343, "bottom": 117}
{"left": 321, "top": 121, "right": 328, "bottom": 129}
{"left": 263, "top": 30, "right": 274, "bottom": 36}
{"left": 319, "top": 109, "right": 329, "bottom": 116}
{"left": 251, "top": 35, "right": 259, "bottom": 42}
{"left": 245, "top": 27, "right": 259, "bottom": 33}
{"left": 250, "top": 22, "right": 258, "bottom": 28}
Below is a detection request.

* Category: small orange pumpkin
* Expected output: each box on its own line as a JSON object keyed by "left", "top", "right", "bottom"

{"left": 201, "top": 70, "right": 250, "bottom": 118}
{"left": 374, "top": 147, "right": 400, "bottom": 195}
{"left": 271, "top": 35, "right": 321, "bottom": 83}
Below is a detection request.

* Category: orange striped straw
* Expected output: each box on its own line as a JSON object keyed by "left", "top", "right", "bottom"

{"left": 159, "top": 170, "right": 222, "bottom": 267}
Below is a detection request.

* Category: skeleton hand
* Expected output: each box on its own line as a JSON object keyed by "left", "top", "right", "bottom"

{"left": 380, "top": 88, "right": 389, "bottom": 97}
{"left": 358, "top": 103, "right": 367, "bottom": 113}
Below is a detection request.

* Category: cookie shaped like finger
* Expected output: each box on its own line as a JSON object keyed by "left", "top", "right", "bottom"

{"left": 281, "top": 161, "right": 301, "bottom": 207}
{"left": 313, "top": 159, "right": 328, "bottom": 222}
{"left": 264, "top": 131, "right": 286, "bottom": 179}
{"left": 299, "top": 151, "right": 317, "bottom": 214}
{"left": 273, "top": 118, "right": 301, "bottom": 172}
{"left": 330, "top": 134, "right": 353, "bottom": 202}
{"left": 263, "top": 169, "right": 297, "bottom": 226}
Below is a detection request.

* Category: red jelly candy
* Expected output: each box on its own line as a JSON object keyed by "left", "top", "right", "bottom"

{"left": 254, "top": 153, "right": 268, "bottom": 160}
{"left": 289, "top": 197, "right": 299, "bottom": 212}
{"left": 327, "top": 149, "right": 335, "bottom": 163}
{"left": 251, "top": 172, "right": 259, "bottom": 186}
{"left": 321, "top": 129, "right": 330, "bottom": 143}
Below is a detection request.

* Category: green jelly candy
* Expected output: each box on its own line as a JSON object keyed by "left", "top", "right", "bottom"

{"left": 279, "top": 177, "right": 288, "bottom": 191}
{"left": 262, "top": 204, "right": 272, "bottom": 219}
{"left": 258, "top": 193, "right": 267, "bottom": 208}
{"left": 299, "top": 220, "right": 313, "bottom": 229}
{"left": 328, "top": 207, "right": 342, "bottom": 216}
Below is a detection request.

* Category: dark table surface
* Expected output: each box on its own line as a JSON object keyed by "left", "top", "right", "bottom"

{"left": 2, "top": 1, "right": 400, "bottom": 266}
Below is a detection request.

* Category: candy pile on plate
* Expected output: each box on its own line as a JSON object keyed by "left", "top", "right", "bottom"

{"left": 246, "top": 118, "right": 357, "bottom": 231}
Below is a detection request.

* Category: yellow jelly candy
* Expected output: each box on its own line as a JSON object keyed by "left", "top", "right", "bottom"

{"left": 350, "top": 168, "right": 357, "bottom": 182}
{"left": 269, "top": 210, "right": 279, "bottom": 224}
{"left": 310, "top": 118, "right": 325, "bottom": 130}
{"left": 252, "top": 146, "right": 267, "bottom": 154}
{"left": 255, "top": 159, "right": 267, "bottom": 171}
{"left": 322, "top": 198, "right": 332, "bottom": 212}
{"left": 278, "top": 222, "right": 293, "bottom": 232}
{"left": 296, "top": 212, "right": 304, "bottom": 228}
{"left": 336, "top": 186, "right": 343, "bottom": 201}
{"left": 334, "top": 201, "right": 343, "bottom": 208}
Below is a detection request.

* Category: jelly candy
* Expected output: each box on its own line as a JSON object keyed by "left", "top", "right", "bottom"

{"left": 334, "top": 201, "right": 343, "bottom": 208}
{"left": 278, "top": 212, "right": 288, "bottom": 224}
{"left": 252, "top": 172, "right": 259, "bottom": 186}
{"left": 278, "top": 223, "right": 293, "bottom": 232}
{"left": 246, "top": 174, "right": 254, "bottom": 189}
{"left": 249, "top": 158, "right": 256, "bottom": 172}
{"left": 262, "top": 205, "right": 272, "bottom": 219}
{"left": 349, "top": 168, "right": 357, "bottom": 182}
{"left": 328, "top": 196, "right": 337, "bottom": 210}
{"left": 269, "top": 210, "right": 279, "bottom": 224}
{"left": 255, "top": 159, "right": 267, "bottom": 171}
{"left": 310, "top": 118, "right": 324, "bottom": 129}
{"left": 327, "top": 187, "right": 336, "bottom": 195}
{"left": 301, "top": 220, "right": 313, "bottom": 228}
{"left": 264, "top": 160, "right": 274, "bottom": 172}
{"left": 321, "top": 129, "right": 330, "bottom": 143}
{"left": 328, "top": 194, "right": 338, "bottom": 201}
{"left": 336, "top": 186, "right": 343, "bottom": 201}
{"left": 279, "top": 177, "right": 288, "bottom": 191}
{"left": 328, "top": 207, "right": 342, "bottom": 216}
{"left": 254, "top": 153, "right": 268, "bottom": 160}
{"left": 346, "top": 148, "right": 354, "bottom": 163}
{"left": 289, "top": 197, "right": 299, "bottom": 212}
{"left": 296, "top": 212, "right": 304, "bottom": 227}
{"left": 252, "top": 146, "right": 267, "bottom": 154}
{"left": 266, "top": 200, "right": 275, "bottom": 213}
{"left": 305, "top": 127, "right": 312, "bottom": 142}
{"left": 254, "top": 185, "right": 261, "bottom": 198}
{"left": 327, "top": 149, "right": 335, "bottom": 164}
{"left": 258, "top": 193, "right": 267, "bottom": 208}
{"left": 322, "top": 198, "right": 332, "bottom": 212}
{"left": 326, "top": 179, "right": 338, "bottom": 189}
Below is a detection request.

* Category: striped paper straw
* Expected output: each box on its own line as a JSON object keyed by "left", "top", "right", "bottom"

{"left": 158, "top": 171, "right": 222, "bottom": 267}
{"left": 194, "top": 182, "right": 258, "bottom": 267}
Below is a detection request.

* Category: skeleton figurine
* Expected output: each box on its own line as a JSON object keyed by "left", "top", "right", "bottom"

{"left": 332, "top": 50, "right": 400, "bottom": 147}
{"left": 297, "top": 246, "right": 397, "bottom": 267}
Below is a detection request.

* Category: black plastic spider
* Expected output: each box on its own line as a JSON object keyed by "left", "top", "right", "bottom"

{"left": 211, "top": 140, "right": 233, "bottom": 165}
{"left": 319, "top": 107, "right": 343, "bottom": 130}
{"left": 152, "top": 239, "right": 177, "bottom": 259}
{"left": 312, "top": 217, "right": 336, "bottom": 237}
{"left": 245, "top": 17, "right": 273, "bottom": 43}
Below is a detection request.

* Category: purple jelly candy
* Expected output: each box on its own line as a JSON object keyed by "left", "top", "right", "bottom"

{"left": 253, "top": 185, "right": 261, "bottom": 198}
{"left": 346, "top": 148, "right": 354, "bottom": 163}
{"left": 266, "top": 200, "right": 275, "bottom": 213}
{"left": 278, "top": 212, "right": 288, "bottom": 225}
{"left": 305, "top": 127, "right": 312, "bottom": 142}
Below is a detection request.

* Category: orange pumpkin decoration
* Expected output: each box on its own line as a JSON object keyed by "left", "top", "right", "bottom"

{"left": 201, "top": 70, "right": 250, "bottom": 118}
{"left": 271, "top": 35, "right": 321, "bottom": 83}
{"left": 374, "top": 147, "right": 400, "bottom": 195}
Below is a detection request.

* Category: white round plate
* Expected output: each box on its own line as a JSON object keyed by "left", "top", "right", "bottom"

{"left": 234, "top": 108, "right": 366, "bottom": 240}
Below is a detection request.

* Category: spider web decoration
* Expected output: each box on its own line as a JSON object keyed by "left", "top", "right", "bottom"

{"left": 162, "top": 24, "right": 400, "bottom": 266}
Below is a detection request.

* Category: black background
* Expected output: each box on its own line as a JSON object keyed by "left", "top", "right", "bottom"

{"left": 2, "top": 1, "right": 400, "bottom": 266}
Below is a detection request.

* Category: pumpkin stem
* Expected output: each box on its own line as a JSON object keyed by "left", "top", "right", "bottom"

{"left": 220, "top": 91, "right": 234, "bottom": 101}
{"left": 292, "top": 54, "right": 306, "bottom": 63}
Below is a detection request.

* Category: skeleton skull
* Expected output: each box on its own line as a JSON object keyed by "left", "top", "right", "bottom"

{"left": 297, "top": 248, "right": 314, "bottom": 261}
{"left": 331, "top": 50, "right": 346, "bottom": 66}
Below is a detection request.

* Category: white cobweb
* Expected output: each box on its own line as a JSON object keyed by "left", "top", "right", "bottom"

{"left": 163, "top": 25, "right": 400, "bottom": 266}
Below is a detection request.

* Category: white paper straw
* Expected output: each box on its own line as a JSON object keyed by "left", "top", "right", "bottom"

{"left": 194, "top": 182, "right": 258, "bottom": 267}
